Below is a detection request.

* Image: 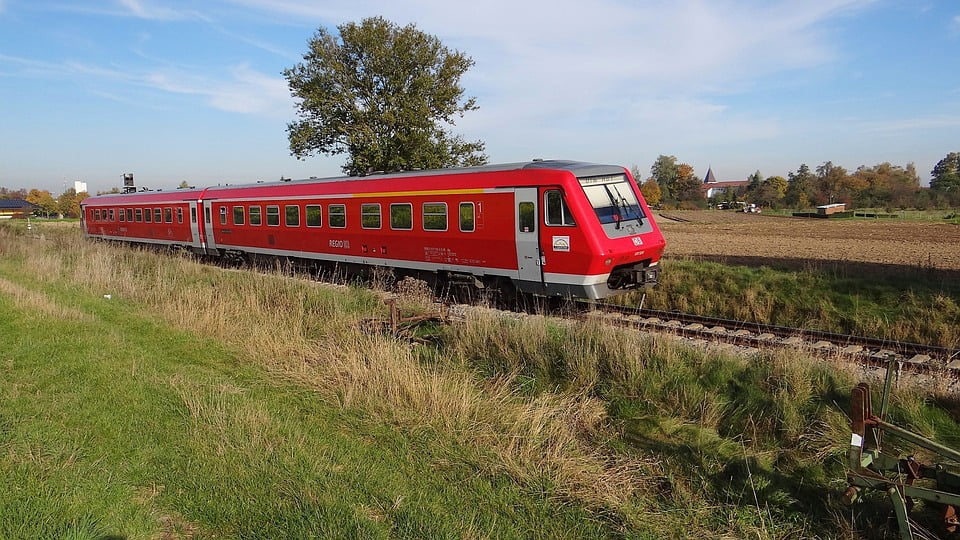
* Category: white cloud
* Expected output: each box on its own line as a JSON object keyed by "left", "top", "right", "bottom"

{"left": 48, "top": 0, "right": 209, "bottom": 21}
{"left": 116, "top": 0, "right": 210, "bottom": 20}
{"left": 142, "top": 65, "right": 291, "bottom": 117}
{"left": 1, "top": 53, "right": 292, "bottom": 118}
{"left": 227, "top": 0, "right": 873, "bottom": 142}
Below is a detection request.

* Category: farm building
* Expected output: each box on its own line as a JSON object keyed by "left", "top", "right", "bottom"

{"left": 817, "top": 203, "right": 846, "bottom": 216}
{"left": 0, "top": 199, "right": 38, "bottom": 219}
{"left": 701, "top": 168, "right": 750, "bottom": 199}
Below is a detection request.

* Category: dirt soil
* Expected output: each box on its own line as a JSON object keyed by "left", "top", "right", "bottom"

{"left": 656, "top": 211, "right": 960, "bottom": 270}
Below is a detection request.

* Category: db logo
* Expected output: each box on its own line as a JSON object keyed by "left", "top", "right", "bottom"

{"left": 632, "top": 237, "right": 644, "bottom": 246}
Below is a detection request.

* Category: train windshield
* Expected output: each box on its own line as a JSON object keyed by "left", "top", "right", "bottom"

{"left": 578, "top": 174, "right": 645, "bottom": 227}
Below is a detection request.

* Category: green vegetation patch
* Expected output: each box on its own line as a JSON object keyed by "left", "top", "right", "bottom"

{"left": 440, "top": 311, "right": 960, "bottom": 536}
{"left": 0, "top": 278, "right": 604, "bottom": 538}
{"left": 5, "top": 224, "right": 960, "bottom": 537}
{"left": 617, "top": 258, "right": 960, "bottom": 347}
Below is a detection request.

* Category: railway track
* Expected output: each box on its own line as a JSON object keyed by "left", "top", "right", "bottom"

{"left": 583, "top": 301, "right": 960, "bottom": 373}
{"left": 142, "top": 244, "right": 960, "bottom": 377}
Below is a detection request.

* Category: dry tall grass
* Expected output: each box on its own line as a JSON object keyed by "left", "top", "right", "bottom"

{"left": 6, "top": 228, "right": 659, "bottom": 526}
{"left": 15, "top": 226, "right": 952, "bottom": 536}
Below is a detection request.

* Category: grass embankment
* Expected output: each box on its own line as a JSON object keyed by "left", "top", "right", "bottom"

{"left": 617, "top": 258, "right": 960, "bottom": 348}
{"left": 2, "top": 300, "right": 592, "bottom": 538}
{"left": 3, "top": 222, "right": 960, "bottom": 537}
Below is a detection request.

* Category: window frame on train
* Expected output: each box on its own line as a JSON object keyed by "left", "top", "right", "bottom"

{"left": 361, "top": 203, "right": 381, "bottom": 229}
{"left": 423, "top": 202, "right": 447, "bottom": 231}
{"left": 390, "top": 203, "right": 413, "bottom": 230}
{"left": 329, "top": 204, "right": 346, "bottom": 228}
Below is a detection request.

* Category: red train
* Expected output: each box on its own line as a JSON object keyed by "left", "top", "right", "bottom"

{"left": 80, "top": 160, "right": 666, "bottom": 300}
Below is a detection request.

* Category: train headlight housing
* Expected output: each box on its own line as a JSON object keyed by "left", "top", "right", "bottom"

{"left": 604, "top": 258, "right": 613, "bottom": 266}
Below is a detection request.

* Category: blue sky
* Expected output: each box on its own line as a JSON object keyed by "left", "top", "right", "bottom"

{"left": 0, "top": 0, "right": 958, "bottom": 194}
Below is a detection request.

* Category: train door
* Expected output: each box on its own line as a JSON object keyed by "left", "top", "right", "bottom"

{"left": 202, "top": 200, "right": 217, "bottom": 254}
{"left": 515, "top": 188, "right": 544, "bottom": 286}
{"left": 190, "top": 200, "right": 204, "bottom": 251}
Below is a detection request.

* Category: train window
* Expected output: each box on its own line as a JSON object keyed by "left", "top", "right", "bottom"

{"left": 164, "top": 208, "right": 173, "bottom": 223}
{"left": 390, "top": 203, "right": 412, "bottom": 230}
{"left": 127, "top": 209, "right": 134, "bottom": 222}
{"left": 119, "top": 208, "right": 125, "bottom": 222}
{"left": 285, "top": 205, "right": 300, "bottom": 227}
{"left": 204, "top": 206, "right": 210, "bottom": 224}
{"left": 545, "top": 190, "right": 576, "bottom": 226}
{"left": 135, "top": 208, "right": 143, "bottom": 222}
{"left": 190, "top": 207, "right": 197, "bottom": 223}
{"left": 94, "top": 209, "right": 101, "bottom": 221}
{"left": 423, "top": 203, "right": 447, "bottom": 231}
{"left": 306, "top": 205, "right": 322, "bottom": 227}
{"left": 266, "top": 205, "right": 280, "bottom": 226}
{"left": 518, "top": 202, "right": 535, "bottom": 233}
{"left": 459, "top": 203, "right": 475, "bottom": 232}
{"left": 145, "top": 208, "right": 153, "bottom": 223}
{"left": 109, "top": 209, "right": 115, "bottom": 221}
{"left": 249, "top": 206, "right": 261, "bottom": 226}
{"left": 361, "top": 203, "right": 380, "bottom": 229}
{"left": 219, "top": 206, "right": 227, "bottom": 225}
{"left": 329, "top": 204, "right": 346, "bottom": 228}
{"left": 154, "top": 208, "right": 162, "bottom": 223}
{"left": 176, "top": 208, "right": 183, "bottom": 224}
{"left": 233, "top": 206, "right": 245, "bottom": 225}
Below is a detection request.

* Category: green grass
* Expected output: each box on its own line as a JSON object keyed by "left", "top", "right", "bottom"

{"left": 440, "top": 311, "right": 960, "bottom": 537}
{"left": 5, "top": 223, "right": 960, "bottom": 537}
{"left": 0, "top": 274, "right": 608, "bottom": 538}
{"left": 615, "top": 258, "right": 960, "bottom": 347}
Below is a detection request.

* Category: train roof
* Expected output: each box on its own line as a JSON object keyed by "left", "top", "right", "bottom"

{"left": 214, "top": 160, "right": 625, "bottom": 190}
{"left": 83, "top": 160, "right": 627, "bottom": 204}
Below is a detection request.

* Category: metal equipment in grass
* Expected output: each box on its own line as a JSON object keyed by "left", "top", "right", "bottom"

{"left": 359, "top": 298, "right": 448, "bottom": 344}
{"left": 844, "top": 359, "right": 960, "bottom": 539}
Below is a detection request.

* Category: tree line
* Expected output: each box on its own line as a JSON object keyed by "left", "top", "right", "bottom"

{"left": 636, "top": 152, "right": 960, "bottom": 210}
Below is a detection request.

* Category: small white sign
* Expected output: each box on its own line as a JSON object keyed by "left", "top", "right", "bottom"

{"left": 632, "top": 236, "right": 644, "bottom": 246}
{"left": 552, "top": 236, "right": 570, "bottom": 252}
{"left": 850, "top": 433, "right": 863, "bottom": 447}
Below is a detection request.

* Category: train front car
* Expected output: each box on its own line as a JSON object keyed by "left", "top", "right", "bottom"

{"left": 528, "top": 161, "right": 665, "bottom": 300}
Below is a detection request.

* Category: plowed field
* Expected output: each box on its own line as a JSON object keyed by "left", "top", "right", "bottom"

{"left": 656, "top": 211, "right": 960, "bottom": 270}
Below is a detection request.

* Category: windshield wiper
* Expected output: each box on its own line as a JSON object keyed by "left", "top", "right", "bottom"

{"left": 604, "top": 187, "right": 624, "bottom": 229}
{"left": 610, "top": 184, "right": 643, "bottom": 226}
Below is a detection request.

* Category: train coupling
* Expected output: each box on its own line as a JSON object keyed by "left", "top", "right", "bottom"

{"left": 637, "top": 264, "right": 660, "bottom": 288}
{"left": 608, "top": 261, "right": 659, "bottom": 290}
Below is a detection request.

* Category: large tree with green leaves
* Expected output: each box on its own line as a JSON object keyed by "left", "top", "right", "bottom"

{"left": 814, "top": 161, "right": 850, "bottom": 204}
{"left": 785, "top": 164, "right": 816, "bottom": 208}
{"left": 650, "top": 155, "right": 679, "bottom": 187}
{"left": 284, "top": 16, "right": 487, "bottom": 176}
{"left": 931, "top": 152, "right": 960, "bottom": 193}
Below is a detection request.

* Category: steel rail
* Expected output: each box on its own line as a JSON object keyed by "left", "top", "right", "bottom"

{"left": 590, "top": 302, "right": 960, "bottom": 363}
